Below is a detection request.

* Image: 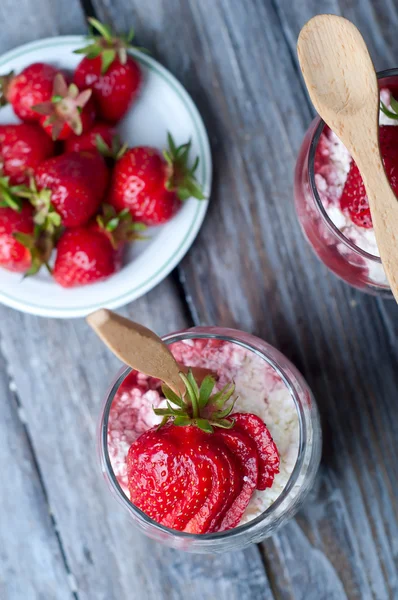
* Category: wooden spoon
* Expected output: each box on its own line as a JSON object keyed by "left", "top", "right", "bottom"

{"left": 297, "top": 14, "right": 398, "bottom": 301}
{"left": 86, "top": 309, "right": 211, "bottom": 396}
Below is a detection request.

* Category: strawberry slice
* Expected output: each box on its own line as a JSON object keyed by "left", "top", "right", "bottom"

{"left": 340, "top": 125, "right": 398, "bottom": 228}
{"left": 215, "top": 429, "right": 259, "bottom": 531}
{"left": 127, "top": 424, "right": 194, "bottom": 524}
{"left": 159, "top": 426, "right": 212, "bottom": 532}
{"left": 340, "top": 162, "right": 372, "bottom": 228}
{"left": 181, "top": 429, "right": 235, "bottom": 534}
{"left": 205, "top": 438, "right": 241, "bottom": 532}
{"left": 128, "top": 423, "right": 223, "bottom": 533}
{"left": 231, "top": 413, "right": 279, "bottom": 490}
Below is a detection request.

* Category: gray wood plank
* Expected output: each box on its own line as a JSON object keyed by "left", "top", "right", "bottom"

{"left": 90, "top": 0, "right": 398, "bottom": 598}
{"left": 0, "top": 352, "right": 72, "bottom": 600}
{"left": 0, "top": 280, "right": 275, "bottom": 600}
{"left": 0, "top": 0, "right": 86, "bottom": 51}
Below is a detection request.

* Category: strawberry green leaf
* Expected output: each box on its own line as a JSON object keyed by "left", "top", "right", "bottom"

{"left": 390, "top": 95, "right": 398, "bottom": 116}
{"left": 88, "top": 17, "right": 113, "bottom": 42}
{"left": 105, "top": 218, "right": 119, "bottom": 232}
{"left": 101, "top": 49, "right": 117, "bottom": 74}
{"left": 153, "top": 407, "right": 183, "bottom": 416}
{"left": 73, "top": 44, "right": 100, "bottom": 56}
{"left": 13, "top": 232, "right": 34, "bottom": 249}
{"left": 198, "top": 375, "right": 216, "bottom": 409}
{"left": 173, "top": 416, "right": 192, "bottom": 427}
{"left": 186, "top": 369, "right": 200, "bottom": 400}
{"left": 167, "top": 132, "right": 177, "bottom": 154}
{"left": 156, "top": 416, "right": 169, "bottom": 430}
{"left": 0, "top": 177, "right": 23, "bottom": 211}
{"left": 380, "top": 100, "right": 398, "bottom": 120}
{"left": 161, "top": 384, "right": 185, "bottom": 408}
{"left": 212, "top": 398, "right": 236, "bottom": 419}
{"left": 195, "top": 419, "right": 214, "bottom": 433}
{"left": 209, "top": 418, "right": 234, "bottom": 430}
{"left": 0, "top": 71, "right": 14, "bottom": 107}
{"left": 179, "top": 372, "right": 199, "bottom": 418}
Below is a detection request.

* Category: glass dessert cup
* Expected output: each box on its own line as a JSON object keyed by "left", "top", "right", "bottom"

{"left": 294, "top": 69, "right": 398, "bottom": 298}
{"left": 98, "top": 326, "right": 322, "bottom": 553}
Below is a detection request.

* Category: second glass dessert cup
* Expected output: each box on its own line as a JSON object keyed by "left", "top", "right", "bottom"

{"left": 98, "top": 326, "right": 322, "bottom": 553}
{"left": 294, "top": 69, "right": 398, "bottom": 298}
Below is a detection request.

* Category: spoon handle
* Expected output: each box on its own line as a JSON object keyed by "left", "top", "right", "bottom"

{"left": 357, "top": 151, "right": 398, "bottom": 294}
{"left": 87, "top": 309, "right": 186, "bottom": 396}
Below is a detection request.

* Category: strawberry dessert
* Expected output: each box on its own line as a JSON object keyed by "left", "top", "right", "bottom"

{"left": 295, "top": 75, "right": 398, "bottom": 293}
{"left": 107, "top": 337, "right": 302, "bottom": 533}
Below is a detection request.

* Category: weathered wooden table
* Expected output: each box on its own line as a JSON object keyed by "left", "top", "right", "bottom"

{"left": 1, "top": 1, "right": 398, "bottom": 599}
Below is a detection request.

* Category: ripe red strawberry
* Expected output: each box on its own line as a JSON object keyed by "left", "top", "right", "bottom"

{"left": 0, "top": 123, "right": 54, "bottom": 185}
{"left": 0, "top": 201, "right": 34, "bottom": 272}
{"left": 231, "top": 413, "right": 279, "bottom": 491}
{"left": 64, "top": 122, "right": 116, "bottom": 153}
{"left": 0, "top": 180, "right": 53, "bottom": 275}
{"left": 0, "top": 63, "right": 59, "bottom": 122}
{"left": 110, "top": 134, "right": 205, "bottom": 225}
{"left": 127, "top": 370, "right": 280, "bottom": 533}
{"left": 34, "top": 151, "right": 108, "bottom": 228}
{"left": 73, "top": 19, "right": 142, "bottom": 123}
{"left": 53, "top": 224, "right": 123, "bottom": 287}
{"left": 215, "top": 429, "right": 259, "bottom": 531}
{"left": 340, "top": 125, "right": 398, "bottom": 228}
{"left": 32, "top": 74, "right": 95, "bottom": 141}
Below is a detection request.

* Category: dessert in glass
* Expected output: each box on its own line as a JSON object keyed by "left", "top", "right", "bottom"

{"left": 294, "top": 68, "right": 398, "bottom": 297}
{"left": 98, "top": 326, "right": 322, "bottom": 552}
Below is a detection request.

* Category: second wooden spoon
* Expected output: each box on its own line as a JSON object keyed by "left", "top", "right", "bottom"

{"left": 297, "top": 14, "right": 398, "bottom": 301}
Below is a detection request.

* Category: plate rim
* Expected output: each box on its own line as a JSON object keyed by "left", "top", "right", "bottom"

{"left": 0, "top": 36, "right": 212, "bottom": 318}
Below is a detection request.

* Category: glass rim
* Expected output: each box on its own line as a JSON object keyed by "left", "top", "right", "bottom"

{"left": 100, "top": 328, "right": 308, "bottom": 541}
{"left": 308, "top": 67, "right": 398, "bottom": 264}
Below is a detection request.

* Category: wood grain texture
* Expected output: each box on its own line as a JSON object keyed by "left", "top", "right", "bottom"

{"left": 0, "top": 0, "right": 86, "bottom": 51}
{"left": 90, "top": 0, "right": 398, "bottom": 598}
{"left": 0, "top": 351, "right": 73, "bottom": 600}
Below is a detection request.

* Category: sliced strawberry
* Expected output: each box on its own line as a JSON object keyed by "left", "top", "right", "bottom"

{"left": 340, "top": 162, "right": 372, "bottom": 228}
{"left": 231, "top": 413, "right": 279, "bottom": 490}
{"left": 205, "top": 437, "right": 241, "bottom": 532}
{"left": 340, "top": 125, "right": 398, "bottom": 228}
{"left": 182, "top": 434, "right": 233, "bottom": 534}
{"left": 127, "top": 425, "right": 194, "bottom": 524}
{"left": 215, "top": 429, "right": 259, "bottom": 531}
{"left": 160, "top": 426, "right": 212, "bottom": 531}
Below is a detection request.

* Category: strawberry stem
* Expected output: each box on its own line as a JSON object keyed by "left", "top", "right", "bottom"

{"left": 157, "top": 369, "right": 237, "bottom": 433}
{"left": 74, "top": 18, "right": 146, "bottom": 73}
{"left": 163, "top": 133, "right": 206, "bottom": 201}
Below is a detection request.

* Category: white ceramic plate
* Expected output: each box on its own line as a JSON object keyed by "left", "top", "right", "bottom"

{"left": 0, "top": 37, "right": 211, "bottom": 318}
